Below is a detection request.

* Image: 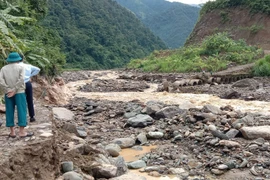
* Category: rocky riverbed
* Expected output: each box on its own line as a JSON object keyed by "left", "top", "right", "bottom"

{"left": 1, "top": 69, "right": 270, "bottom": 180}
{"left": 53, "top": 70, "right": 270, "bottom": 180}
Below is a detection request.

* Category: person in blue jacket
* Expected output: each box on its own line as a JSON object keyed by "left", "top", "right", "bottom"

{"left": 19, "top": 54, "right": 40, "bottom": 122}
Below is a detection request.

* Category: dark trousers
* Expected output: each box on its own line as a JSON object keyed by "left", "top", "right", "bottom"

{"left": 25, "top": 81, "right": 35, "bottom": 118}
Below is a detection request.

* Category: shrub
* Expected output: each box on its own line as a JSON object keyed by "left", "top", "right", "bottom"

{"left": 253, "top": 55, "right": 270, "bottom": 76}
{"left": 220, "top": 11, "right": 230, "bottom": 23}
{"left": 201, "top": 32, "right": 233, "bottom": 55}
{"left": 250, "top": 25, "right": 263, "bottom": 34}
{"left": 127, "top": 33, "right": 262, "bottom": 73}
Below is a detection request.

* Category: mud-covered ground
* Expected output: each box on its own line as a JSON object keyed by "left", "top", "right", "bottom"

{"left": 0, "top": 101, "right": 57, "bottom": 180}
{"left": 58, "top": 70, "right": 270, "bottom": 179}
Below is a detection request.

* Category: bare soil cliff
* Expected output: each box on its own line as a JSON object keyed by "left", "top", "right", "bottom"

{"left": 186, "top": 8, "right": 270, "bottom": 50}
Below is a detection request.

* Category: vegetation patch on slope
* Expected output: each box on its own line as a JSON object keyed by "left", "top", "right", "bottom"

{"left": 128, "top": 33, "right": 263, "bottom": 73}
{"left": 253, "top": 55, "right": 270, "bottom": 76}
{"left": 201, "top": 0, "right": 270, "bottom": 16}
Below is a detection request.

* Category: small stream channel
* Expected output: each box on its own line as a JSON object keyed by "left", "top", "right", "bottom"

{"left": 119, "top": 146, "right": 180, "bottom": 180}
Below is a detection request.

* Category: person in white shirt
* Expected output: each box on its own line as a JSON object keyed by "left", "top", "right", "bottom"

{"left": 19, "top": 54, "right": 40, "bottom": 122}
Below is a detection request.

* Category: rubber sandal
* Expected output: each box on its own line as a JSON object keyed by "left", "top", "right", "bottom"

{"left": 20, "top": 132, "right": 34, "bottom": 138}
{"left": 8, "top": 134, "right": 16, "bottom": 138}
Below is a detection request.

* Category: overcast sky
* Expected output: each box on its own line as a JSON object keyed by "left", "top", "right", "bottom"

{"left": 166, "top": 0, "right": 213, "bottom": 5}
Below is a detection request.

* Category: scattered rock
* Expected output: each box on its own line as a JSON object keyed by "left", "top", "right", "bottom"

{"left": 168, "top": 167, "right": 186, "bottom": 175}
{"left": 226, "top": 129, "right": 240, "bottom": 139}
{"left": 112, "top": 138, "right": 136, "bottom": 148}
{"left": 90, "top": 164, "right": 118, "bottom": 178}
{"left": 147, "top": 132, "right": 164, "bottom": 139}
{"left": 155, "top": 106, "right": 186, "bottom": 119}
{"left": 202, "top": 104, "right": 222, "bottom": 115}
{"left": 217, "top": 164, "right": 228, "bottom": 170}
{"left": 127, "top": 160, "right": 146, "bottom": 169}
{"left": 53, "top": 107, "right": 74, "bottom": 121}
{"left": 127, "top": 114, "right": 153, "bottom": 127}
{"left": 211, "top": 168, "right": 225, "bottom": 175}
{"left": 63, "top": 171, "right": 83, "bottom": 180}
{"left": 219, "top": 140, "right": 241, "bottom": 148}
{"left": 209, "top": 125, "right": 229, "bottom": 140}
{"left": 137, "top": 133, "right": 148, "bottom": 144}
{"left": 240, "top": 126, "right": 270, "bottom": 140}
{"left": 110, "top": 156, "right": 128, "bottom": 176}
{"left": 61, "top": 161, "right": 73, "bottom": 173}
{"left": 142, "top": 166, "right": 167, "bottom": 172}
{"left": 232, "top": 79, "right": 259, "bottom": 90}
{"left": 105, "top": 144, "right": 121, "bottom": 157}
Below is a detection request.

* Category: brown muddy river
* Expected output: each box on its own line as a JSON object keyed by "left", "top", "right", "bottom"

{"left": 65, "top": 71, "right": 270, "bottom": 115}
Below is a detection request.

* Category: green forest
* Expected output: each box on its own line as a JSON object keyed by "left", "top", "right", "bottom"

{"left": 41, "top": 0, "right": 167, "bottom": 70}
{"left": 115, "top": 0, "right": 200, "bottom": 49}
{"left": 0, "top": 0, "right": 65, "bottom": 75}
{"left": 0, "top": 0, "right": 166, "bottom": 72}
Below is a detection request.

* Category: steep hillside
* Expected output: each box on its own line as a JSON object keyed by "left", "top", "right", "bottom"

{"left": 41, "top": 0, "right": 166, "bottom": 70}
{"left": 115, "top": 0, "right": 200, "bottom": 49}
{"left": 186, "top": 1, "right": 270, "bottom": 50}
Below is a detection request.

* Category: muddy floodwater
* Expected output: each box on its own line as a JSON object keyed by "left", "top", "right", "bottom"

{"left": 65, "top": 78, "right": 270, "bottom": 116}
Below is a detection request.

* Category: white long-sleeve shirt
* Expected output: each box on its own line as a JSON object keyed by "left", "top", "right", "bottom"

{"left": 19, "top": 62, "right": 40, "bottom": 83}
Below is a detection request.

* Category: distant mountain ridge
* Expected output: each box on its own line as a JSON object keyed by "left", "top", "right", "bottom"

{"left": 189, "top": 4, "right": 202, "bottom": 7}
{"left": 114, "top": 0, "right": 200, "bottom": 48}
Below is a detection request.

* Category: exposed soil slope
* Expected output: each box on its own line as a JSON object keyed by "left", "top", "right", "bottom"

{"left": 186, "top": 8, "right": 270, "bottom": 50}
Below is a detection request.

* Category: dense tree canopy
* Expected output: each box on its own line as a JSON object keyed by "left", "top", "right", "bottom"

{"left": 42, "top": 0, "right": 167, "bottom": 70}
{"left": 0, "top": 0, "right": 65, "bottom": 75}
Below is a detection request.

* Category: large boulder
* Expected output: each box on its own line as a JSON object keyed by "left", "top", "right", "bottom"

{"left": 127, "top": 114, "right": 153, "bottom": 127}
{"left": 112, "top": 138, "right": 135, "bottom": 148}
{"left": 105, "top": 144, "right": 121, "bottom": 157}
{"left": 155, "top": 106, "right": 186, "bottom": 119}
{"left": 232, "top": 79, "right": 259, "bottom": 90}
{"left": 127, "top": 160, "right": 146, "bottom": 169}
{"left": 240, "top": 126, "right": 270, "bottom": 140}
{"left": 53, "top": 107, "right": 74, "bottom": 121}
{"left": 109, "top": 156, "right": 128, "bottom": 176}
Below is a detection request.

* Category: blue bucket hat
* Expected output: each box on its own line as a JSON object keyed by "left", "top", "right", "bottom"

{"left": 6, "top": 52, "right": 22, "bottom": 62}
